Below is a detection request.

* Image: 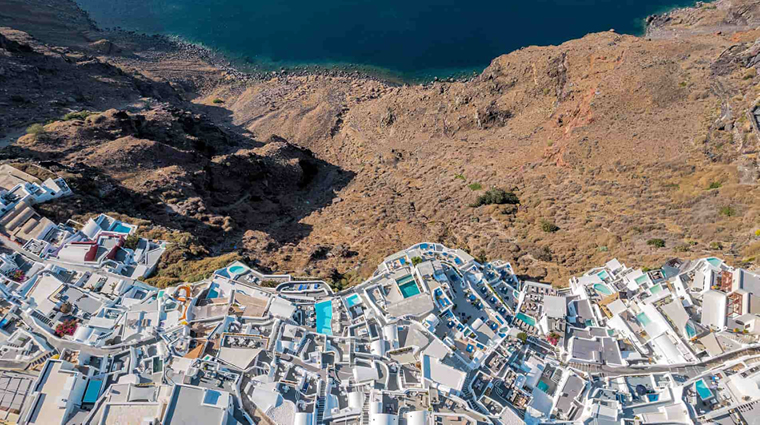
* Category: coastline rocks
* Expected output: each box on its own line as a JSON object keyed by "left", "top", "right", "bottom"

{"left": 88, "top": 39, "right": 121, "bottom": 55}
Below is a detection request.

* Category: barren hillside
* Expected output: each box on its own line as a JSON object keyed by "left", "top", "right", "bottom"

{"left": 3, "top": 0, "right": 760, "bottom": 286}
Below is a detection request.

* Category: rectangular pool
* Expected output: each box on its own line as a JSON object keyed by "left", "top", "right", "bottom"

{"left": 695, "top": 379, "right": 714, "bottom": 400}
{"left": 203, "top": 390, "right": 221, "bottom": 405}
{"left": 345, "top": 294, "right": 361, "bottom": 307}
{"left": 82, "top": 379, "right": 103, "bottom": 404}
{"left": 315, "top": 300, "right": 333, "bottom": 336}
{"left": 396, "top": 275, "right": 421, "bottom": 298}
{"left": 110, "top": 222, "right": 133, "bottom": 233}
{"left": 516, "top": 313, "right": 536, "bottom": 327}
{"left": 635, "top": 275, "right": 649, "bottom": 286}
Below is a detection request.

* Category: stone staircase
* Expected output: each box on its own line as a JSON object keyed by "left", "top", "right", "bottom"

{"left": 30, "top": 311, "right": 53, "bottom": 327}
{"left": 316, "top": 382, "right": 327, "bottom": 423}
{"left": 25, "top": 350, "right": 55, "bottom": 370}
{"left": 461, "top": 373, "right": 476, "bottom": 400}
{"left": 361, "top": 392, "right": 370, "bottom": 425}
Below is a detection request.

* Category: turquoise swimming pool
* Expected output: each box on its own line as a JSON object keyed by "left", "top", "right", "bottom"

{"left": 707, "top": 257, "right": 722, "bottom": 267}
{"left": 228, "top": 265, "right": 247, "bottom": 274}
{"left": 650, "top": 284, "right": 663, "bottom": 295}
{"left": 315, "top": 300, "right": 333, "bottom": 335}
{"left": 397, "top": 275, "right": 421, "bottom": 298}
{"left": 516, "top": 313, "right": 536, "bottom": 326}
{"left": 345, "top": 294, "right": 361, "bottom": 307}
{"left": 635, "top": 275, "right": 649, "bottom": 286}
{"left": 597, "top": 270, "right": 610, "bottom": 280}
{"left": 685, "top": 322, "right": 697, "bottom": 338}
{"left": 695, "top": 379, "right": 713, "bottom": 400}
{"left": 593, "top": 283, "right": 613, "bottom": 295}
{"left": 637, "top": 312, "right": 652, "bottom": 326}
{"left": 111, "top": 223, "right": 132, "bottom": 233}
{"left": 206, "top": 284, "right": 219, "bottom": 299}
{"left": 82, "top": 379, "right": 103, "bottom": 404}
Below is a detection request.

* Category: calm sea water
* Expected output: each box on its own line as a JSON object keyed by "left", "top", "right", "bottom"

{"left": 75, "top": 0, "right": 703, "bottom": 80}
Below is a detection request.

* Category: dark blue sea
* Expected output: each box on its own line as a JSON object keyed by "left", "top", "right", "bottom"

{"left": 75, "top": 0, "right": 705, "bottom": 80}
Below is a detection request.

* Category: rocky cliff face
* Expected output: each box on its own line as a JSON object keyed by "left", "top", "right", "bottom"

{"left": 0, "top": 24, "right": 350, "bottom": 286}
{"left": 3, "top": 0, "right": 760, "bottom": 286}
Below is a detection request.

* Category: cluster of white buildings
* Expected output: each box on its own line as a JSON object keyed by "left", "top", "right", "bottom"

{"left": 4, "top": 164, "right": 760, "bottom": 424}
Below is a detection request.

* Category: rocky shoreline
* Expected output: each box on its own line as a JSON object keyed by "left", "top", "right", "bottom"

{"left": 80, "top": 0, "right": 708, "bottom": 89}
{"left": 89, "top": 24, "right": 480, "bottom": 87}
{"left": 67, "top": 0, "right": 506, "bottom": 88}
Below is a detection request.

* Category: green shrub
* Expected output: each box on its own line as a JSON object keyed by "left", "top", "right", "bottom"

{"left": 124, "top": 233, "right": 140, "bottom": 250}
{"left": 707, "top": 181, "right": 722, "bottom": 190}
{"left": 516, "top": 332, "right": 528, "bottom": 344}
{"left": 468, "top": 182, "right": 482, "bottom": 191}
{"left": 411, "top": 256, "right": 423, "bottom": 266}
{"left": 212, "top": 98, "right": 224, "bottom": 104}
{"left": 454, "top": 174, "right": 465, "bottom": 181}
{"left": 719, "top": 206, "right": 736, "bottom": 217}
{"left": 62, "top": 110, "right": 94, "bottom": 121}
{"left": 540, "top": 220, "right": 559, "bottom": 233}
{"left": 674, "top": 244, "right": 690, "bottom": 253}
{"left": 470, "top": 188, "right": 519, "bottom": 207}
{"left": 25, "top": 124, "right": 45, "bottom": 136}
{"left": 710, "top": 241, "right": 724, "bottom": 250}
{"left": 647, "top": 238, "right": 666, "bottom": 248}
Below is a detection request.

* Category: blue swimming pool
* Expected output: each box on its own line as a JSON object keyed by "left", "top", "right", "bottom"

{"left": 203, "top": 390, "right": 221, "bottom": 405}
{"left": 685, "top": 322, "right": 697, "bottom": 338}
{"left": 593, "top": 283, "right": 613, "bottom": 295}
{"left": 315, "top": 300, "right": 333, "bottom": 336}
{"left": 82, "top": 379, "right": 103, "bottom": 403}
{"left": 635, "top": 275, "right": 649, "bottom": 286}
{"left": 396, "top": 275, "right": 421, "bottom": 298}
{"left": 228, "top": 265, "right": 247, "bottom": 274}
{"left": 206, "top": 283, "right": 219, "bottom": 299}
{"left": 345, "top": 294, "right": 361, "bottom": 307}
{"left": 707, "top": 257, "right": 722, "bottom": 267}
{"left": 695, "top": 379, "right": 713, "bottom": 400}
{"left": 111, "top": 223, "right": 132, "bottom": 233}
{"left": 516, "top": 313, "right": 536, "bottom": 326}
